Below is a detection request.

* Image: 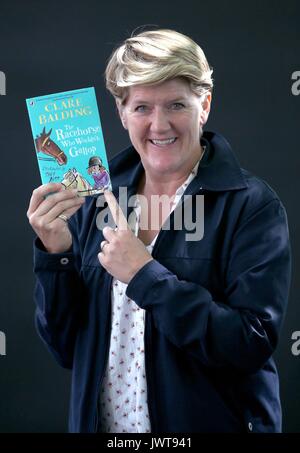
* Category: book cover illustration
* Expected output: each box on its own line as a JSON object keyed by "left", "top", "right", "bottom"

{"left": 26, "top": 87, "right": 112, "bottom": 196}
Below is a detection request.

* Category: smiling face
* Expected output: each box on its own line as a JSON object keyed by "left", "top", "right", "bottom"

{"left": 118, "top": 78, "right": 211, "bottom": 182}
{"left": 90, "top": 165, "right": 100, "bottom": 174}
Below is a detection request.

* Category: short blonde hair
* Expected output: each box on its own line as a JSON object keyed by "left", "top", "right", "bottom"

{"left": 105, "top": 28, "right": 213, "bottom": 104}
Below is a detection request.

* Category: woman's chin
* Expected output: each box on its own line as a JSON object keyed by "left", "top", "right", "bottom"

{"left": 147, "top": 159, "right": 181, "bottom": 176}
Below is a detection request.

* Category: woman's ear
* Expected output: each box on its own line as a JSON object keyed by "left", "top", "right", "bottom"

{"left": 116, "top": 100, "right": 127, "bottom": 130}
{"left": 200, "top": 92, "right": 212, "bottom": 127}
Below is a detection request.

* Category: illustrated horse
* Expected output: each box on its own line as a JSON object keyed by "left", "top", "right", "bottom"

{"left": 61, "top": 168, "right": 93, "bottom": 195}
{"left": 35, "top": 127, "right": 67, "bottom": 165}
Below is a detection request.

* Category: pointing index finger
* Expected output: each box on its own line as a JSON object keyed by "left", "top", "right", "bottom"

{"left": 104, "top": 190, "right": 129, "bottom": 231}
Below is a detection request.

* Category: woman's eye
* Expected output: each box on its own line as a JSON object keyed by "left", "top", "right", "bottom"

{"left": 171, "top": 103, "right": 185, "bottom": 110}
{"left": 135, "top": 105, "right": 147, "bottom": 112}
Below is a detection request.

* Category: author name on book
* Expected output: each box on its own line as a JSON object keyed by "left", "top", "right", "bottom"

{"left": 38, "top": 97, "right": 92, "bottom": 124}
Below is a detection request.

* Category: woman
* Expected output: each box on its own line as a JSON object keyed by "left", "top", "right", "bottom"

{"left": 27, "top": 29, "right": 291, "bottom": 433}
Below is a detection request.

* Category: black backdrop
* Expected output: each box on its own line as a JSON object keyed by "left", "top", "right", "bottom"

{"left": 0, "top": 0, "right": 299, "bottom": 433}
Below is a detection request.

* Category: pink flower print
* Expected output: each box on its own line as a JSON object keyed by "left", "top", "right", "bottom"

{"left": 131, "top": 337, "right": 136, "bottom": 342}
{"left": 119, "top": 359, "right": 124, "bottom": 365}
{"left": 113, "top": 336, "right": 117, "bottom": 341}
{"left": 127, "top": 367, "right": 131, "bottom": 373}
{"left": 121, "top": 344, "right": 125, "bottom": 349}
{"left": 121, "top": 328, "right": 127, "bottom": 334}
{"left": 130, "top": 352, "right": 135, "bottom": 358}
{"left": 115, "top": 405, "right": 120, "bottom": 410}
{"left": 108, "top": 382, "right": 113, "bottom": 388}
{"left": 109, "top": 366, "right": 114, "bottom": 371}
{"left": 117, "top": 374, "right": 123, "bottom": 379}
{"left": 116, "top": 389, "right": 122, "bottom": 395}
{"left": 125, "top": 398, "right": 130, "bottom": 404}
{"left": 125, "top": 313, "right": 129, "bottom": 319}
{"left": 127, "top": 298, "right": 131, "bottom": 304}
{"left": 123, "top": 412, "right": 128, "bottom": 418}
{"left": 141, "top": 389, "right": 145, "bottom": 394}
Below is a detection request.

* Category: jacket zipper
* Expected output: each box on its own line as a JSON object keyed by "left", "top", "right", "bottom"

{"left": 144, "top": 311, "right": 158, "bottom": 433}
{"left": 93, "top": 274, "right": 113, "bottom": 433}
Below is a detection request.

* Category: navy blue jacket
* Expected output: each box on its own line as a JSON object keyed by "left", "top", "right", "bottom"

{"left": 33, "top": 131, "right": 291, "bottom": 433}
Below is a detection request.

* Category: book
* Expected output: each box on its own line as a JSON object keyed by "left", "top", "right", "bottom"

{"left": 26, "top": 87, "right": 112, "bottom": 196}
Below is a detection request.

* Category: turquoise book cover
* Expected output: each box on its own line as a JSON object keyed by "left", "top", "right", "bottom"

{"left": 26, "top": 87, "right": 112, "bottom": 196}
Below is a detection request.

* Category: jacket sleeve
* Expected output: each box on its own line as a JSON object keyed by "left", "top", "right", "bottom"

{"left": 33, "top": 226, "right": 85, "bottom": 370}
{"left": 126, "top": 198, "right": 291, "bottom": 373}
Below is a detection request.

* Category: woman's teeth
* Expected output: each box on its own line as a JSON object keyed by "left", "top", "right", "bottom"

{"left": 150, "top": 138, "right": 177, "bottom": 145}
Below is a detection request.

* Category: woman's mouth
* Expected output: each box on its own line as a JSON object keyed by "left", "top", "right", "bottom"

{"left": 149, "top": 137, "right": 177, "bottom": 146}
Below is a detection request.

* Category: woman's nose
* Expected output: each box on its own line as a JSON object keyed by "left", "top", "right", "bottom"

{"left": 149, "top": 108, "right": 171, "bottom": 134}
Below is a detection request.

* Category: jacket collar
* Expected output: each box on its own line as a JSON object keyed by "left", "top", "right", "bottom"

{"left": 109, "top": 131, "right": 248, "bottom": 196}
